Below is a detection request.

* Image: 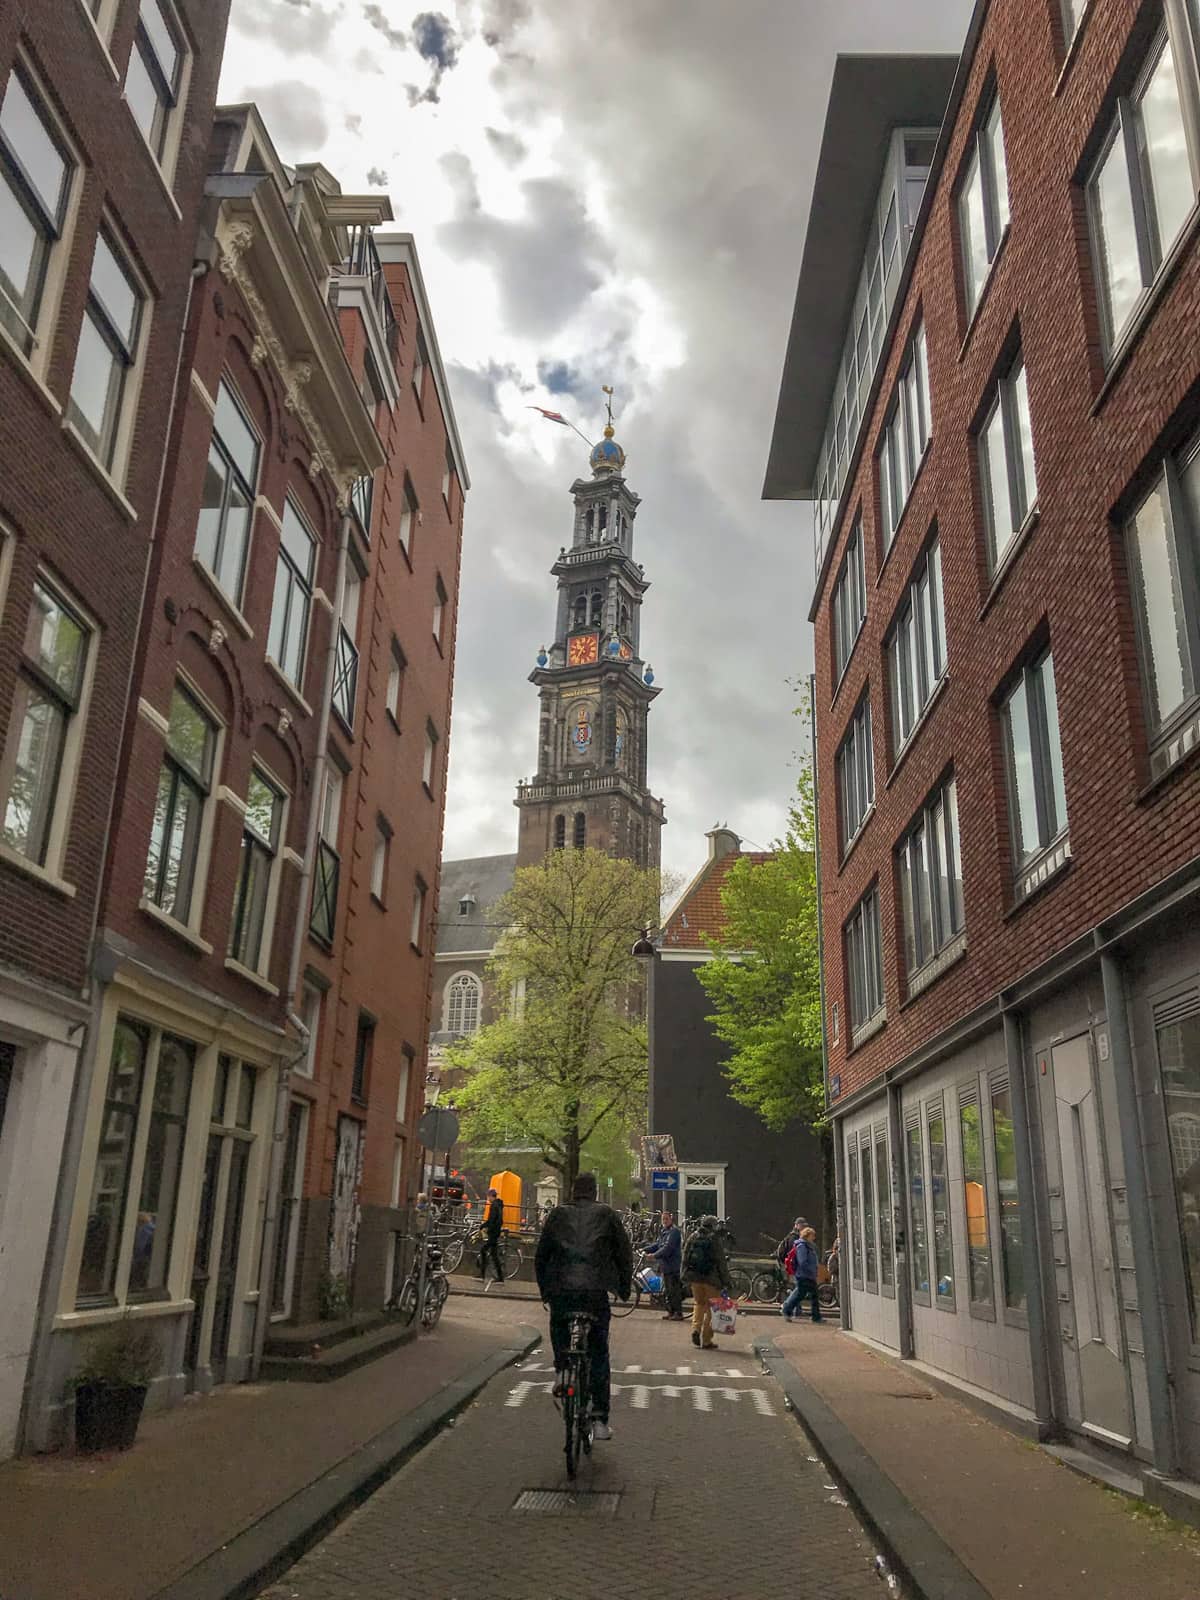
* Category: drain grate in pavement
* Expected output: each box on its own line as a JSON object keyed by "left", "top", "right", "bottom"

{"left": 513, "top": 1489, "right": 622, "bottom": 1516}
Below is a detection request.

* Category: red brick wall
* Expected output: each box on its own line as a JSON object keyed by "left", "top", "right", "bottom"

{"left": 814, "top": 0, "right": 1200, "bottom": 1103}
{"left": 0, "top": 0, "right": 231, "bottom": 993}
{"left": 98, "top": 267, "right": 343, "bottom": 1024}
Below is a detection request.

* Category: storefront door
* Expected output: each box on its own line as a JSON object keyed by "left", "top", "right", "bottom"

{"left": 270, "top": 1099, "right": 308, "bottom": 1320}
{"left": 185, "top": 1134, "right": 222, "bottom": 1381}
{"left": 1046, "top": 1035, "right": 1131, "bottom": 1446}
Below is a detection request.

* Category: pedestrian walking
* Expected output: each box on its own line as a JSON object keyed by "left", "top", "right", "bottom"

{"left": 478, "top": 1186, "right": 506, "bottom": 1284}
{"left": 775, "top": 1215, "right": 808, "bottom": 1271}
{"left": 643, "top": 1209, "right": 683, "bottom": 1319}
{"left": 683, "top": 1214, "right": 734, "bottom": 1349}
{"left": 781, "top": 1227, "right": 823, "bottom": 1323}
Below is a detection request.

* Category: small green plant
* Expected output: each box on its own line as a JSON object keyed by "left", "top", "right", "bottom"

{"left": 318, "top": 1271, "right": 351, "bottom": 1321}
{"left": 74, "top": 1319, "right": 160, "bottom": 1389}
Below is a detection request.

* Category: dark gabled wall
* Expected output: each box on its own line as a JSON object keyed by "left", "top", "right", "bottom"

{"left": 651, "top": 956, "right": 825, "bottom": 1256}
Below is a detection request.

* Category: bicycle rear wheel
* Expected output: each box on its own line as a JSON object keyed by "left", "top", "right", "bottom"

{"left": 396, "top": 1275, "right": 419, "bottom": 1325}
{"left": 501, "top": 1238, "right": 523, "bottom": 1278}
{"left": 422, "top": 1273, "right": 449, "bottom": 1329}
{"left": 563, "top": 1378, "right": 580, "bottom": 1478}
{"left": 441, "top": 1237, "right": 465, "bottom": 1274}
{"left": 751, "top": 1270, "right": 782, "bottom": 1304}
{"left": 728, "top": 1267, "right": 752, "bottom": 1301}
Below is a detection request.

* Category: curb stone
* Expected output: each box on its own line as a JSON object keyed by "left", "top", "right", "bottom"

{"left": 755, "top": 1337, "right": 992, "bottom": 1600}
{"left": 147, "top": 1325, "right": 542, "bottom": 1600}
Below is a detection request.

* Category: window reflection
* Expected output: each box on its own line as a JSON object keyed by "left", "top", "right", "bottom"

{"left": 1158, "top": 1014, "right": 1200, "bottom": 1336}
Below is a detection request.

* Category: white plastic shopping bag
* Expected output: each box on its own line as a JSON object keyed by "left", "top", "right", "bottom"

{"left": 710, "top": 1295, "right": 737, "bottom": 1336}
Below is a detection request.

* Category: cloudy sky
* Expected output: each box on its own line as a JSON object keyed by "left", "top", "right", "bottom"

{"left": 219, "top": 0, "right": 973, "bottom": 884}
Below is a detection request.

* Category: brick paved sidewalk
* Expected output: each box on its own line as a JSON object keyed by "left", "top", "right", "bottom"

{"left": 0, "top": 1298, "right": 533, "bottom": 1600}
{"left": 774, "top": 1320, "right": 1200, "bottom": 1600}
{"left": 260, "top": 1312, "right": 886, "bottom": 1600}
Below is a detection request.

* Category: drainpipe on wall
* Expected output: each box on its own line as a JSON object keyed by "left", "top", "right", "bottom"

{"left": 1099, "top": 947, "right": 1177, "bottom": 1477}
{"left": 1001, "top": 1008, "right": 1054, "bottom": 1429}
{"left": 808, "top": 677, "right": 846, "bottom": 1330}
{"left": 250, "top": 509, "right": 352, "bottom": 1375}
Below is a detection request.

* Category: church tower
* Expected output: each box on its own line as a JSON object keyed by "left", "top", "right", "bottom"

{"left": 515, "top": 409, "right": 665, "bottom": 870}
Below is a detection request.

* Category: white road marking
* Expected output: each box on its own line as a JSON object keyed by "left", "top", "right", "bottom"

{"left": 504, "top": 1380, "right": 775, "bottom": 1415}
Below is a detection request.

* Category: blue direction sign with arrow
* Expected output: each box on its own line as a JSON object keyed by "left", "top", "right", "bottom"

{"left": 650, "top": 1169, "right": 680, "bottom": 1191}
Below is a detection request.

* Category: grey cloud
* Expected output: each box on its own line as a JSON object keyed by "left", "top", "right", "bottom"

{"left": 484, "top": 125, "right": 526, "bottom": 165}
{"left": 366, "top": 165, "right": 389, "bottom": 185}
{"left": 229, "top": 0, "right": 342, "bottom": 51}
{"left": 404, "top": 11, "right": 460, "bottom": 104}
{"left": 362, "top": 2, "right": 406, "bottom": 48}
{"left": 239, "top": 78, "right": 330, "bottom": 155}
{"left": 439, "top": 176, "right": 603, "bottom": 339}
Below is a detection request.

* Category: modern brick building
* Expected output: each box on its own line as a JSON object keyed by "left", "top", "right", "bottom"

{"left": 767, "top": 0, "right": 1200, "bottom": 1505}
{"left": 0, "top": 0, "right": 231, "bottom": 1459}
{"left": 20, "top": 99, "right": 466, "bottom": 1444}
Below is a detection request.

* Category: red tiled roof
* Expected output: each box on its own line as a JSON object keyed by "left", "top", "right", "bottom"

{"left": 662, "top": 850, "right": 773, "bottom": 949}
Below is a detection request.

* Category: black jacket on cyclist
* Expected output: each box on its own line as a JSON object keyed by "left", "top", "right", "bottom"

{"left": 483, "top": 1194, "right": 504, "bottom": 1239}
{"left": 535, "top": 1196, "right": 633, "bottom": 1306}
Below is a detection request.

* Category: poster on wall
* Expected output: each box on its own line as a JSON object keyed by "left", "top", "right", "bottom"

{"left": 640, "top": 1133, "right": 677, "bottom": 1175}
{"left": 328, "top": 1115, "right": 365, "bottom": 1287}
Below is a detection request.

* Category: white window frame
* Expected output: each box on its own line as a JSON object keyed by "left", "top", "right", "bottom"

{"left": 295, "top": 981, "right": 322, "bottom": 1079}
{"left": 227, "top": 763, "right": 287, "bottom": 978}
{"left": 387, "top": 639, "right": 405, "bottom": 727}
{"left": 846, "top": 886, "right": 885, "bottom": 1038}
{"left": 832, "top": 518, "right": 867, "bottom": 684}
{"left": 423, "top": 722, "right": 438, "bottom": 793}
{"left": 0, "top": 570, "right": 98, "bottom": 887}
{"left": 410, "top": 878, "right": 427, "bottom": 951}
{"left": 268, "top": 499, "right": 317, "bottom": 690}
{"left": 878, "top": 322, "right": 931, "bottom": 549}
{"left": 978, "top": 352, "right": 1037, "bottom": 571}
{"left": 445, "top": 970, "right": 482, "bottom": 1036}
{"left": 66, "top": 222, "right": 152, "bottom": 486}
{"left": 898, "top": 774, "right": 965, "bottom": 992}
{"left": 142, "top": 676, "right": 223, "bottom": 935}
{"left": 1000, "top": 648, "right": 1069, "bottom": 885}
{"left": 412, "top": 323, "right": 428, "bottom": 402}
{"left": 398, "top": 475, "right": 417, "bottom": 558}
{"left": 836, "top": 694, "right": 874, "bottom": 854}
{"left": 887, "top": 537, "right": 946, "bottom": 753}
{"left": 123, "top": 0, "right": 193, "bottom": 187}
{"left": 433, "top": 574, "right": 446, "bottom": 648}
{"left": 958, "top": 91, "right": 1011, "bottom": 319}
{"left": 1126, "top": 431, "right": 1200, "bottom": 770}
{"left": 442, "top": 444, "right": 454, "bottom": 507}
{"left": 196, "top": 378, "right": 260, "bottom": 607}
{"left": 1086, "top": 17, "right": 1200, "bottom": 358}
{"left": 0, "top": 60, "right": 81, "bottom": 376}
{"left": 371, "top": 816, "right": 390, "bottom": 903}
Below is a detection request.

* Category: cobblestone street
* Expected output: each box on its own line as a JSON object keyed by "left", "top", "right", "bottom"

{"left": 262, "top": 1309, "right": 882, "bottom": 1600}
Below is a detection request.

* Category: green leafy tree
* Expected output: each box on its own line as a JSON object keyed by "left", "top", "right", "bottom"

{"left": 697, "top": 694, "right": 829, "bottom": 1223}
{"left": 447, "top": 848, "right": 658, "bottom": 1193}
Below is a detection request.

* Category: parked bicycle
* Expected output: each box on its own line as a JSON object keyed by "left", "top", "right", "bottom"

{"left": 559, "top": 1309, "right": 595, "bottom": 1478}
{"left": 391, "top": 1236, "right": 449, "bottom": 1330}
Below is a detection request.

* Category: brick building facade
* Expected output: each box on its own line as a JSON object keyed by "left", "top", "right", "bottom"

{"left": 0, "top": 0, "right": 231, "bottom": 1459}
{"left": 17, "top": 98, "right": 466, "bottom": 1447}
{"left": 767, "top": 0, "right": 1200, "bottom": 1505}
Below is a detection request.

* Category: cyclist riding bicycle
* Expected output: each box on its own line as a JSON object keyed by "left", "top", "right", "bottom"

{"left": 534, "top": 1171, "right": 633, "bottom": 1441}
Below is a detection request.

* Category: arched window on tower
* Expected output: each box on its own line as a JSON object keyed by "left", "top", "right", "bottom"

{"left": 598, "top": 502, "right": 608, "bottom": 536}
{"left": 554, "top": 814, "right": 566, "bottom": 849}
{"left": 589, "top": 590, "right": 603, "bottom": 626}
{"left": 573, "top": 592, "right": 588, "bottom": 629}
{"left": 574, "top": 812, "right": 586, "bottom": 849}
{"left": 446, "top": 972, "right": 482, "bottom": 1036}
{"left": 619, "top": 602, "right": 630, "bottom": 635}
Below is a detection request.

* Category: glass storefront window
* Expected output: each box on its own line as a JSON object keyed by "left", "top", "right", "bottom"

{"left": 848, "top": 1141, "right": 863, "bottom": 1287}
{"left": 862, "top": 1132, "right": 877, "bottom": 1290}
{"left": 128, "top": 1034, "right": 194, "bottom": 1297}
{"left": 990, "top": 1080, "right": 1025, "bottom": 1313}
{"left": 927, "top": 1104, "right": 955, "bottom": 1306}
{"left": 77, "top": 1021, "right": 148, "bottom": 1302}
{"left": 906, "top": 1121, "right": 931, "bottom": 1304}
{"left": 1157, "top": 1014, "right": 1200, "bottom": 1337}
{"left": 876, "top": 1130, "right": 894, "bottom": 1290}
{"left": 959, "top": 1095, "right": 994, "bottom": 1313}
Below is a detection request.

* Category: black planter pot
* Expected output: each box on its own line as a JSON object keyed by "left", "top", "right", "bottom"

{"left": 74, "top": 1381, "right": 148, "bottom": 1452}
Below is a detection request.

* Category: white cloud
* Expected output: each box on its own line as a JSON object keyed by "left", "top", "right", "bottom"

{"left": 220, "top": 0, "right": 973, "bottom": 880}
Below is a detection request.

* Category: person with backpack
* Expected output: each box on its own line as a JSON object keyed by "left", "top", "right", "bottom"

{"left": 781, "top": 1227, "right": 822, "bottom": 1322}
{"left": 775, "top": 1216, "right": 808, "bottom": 1272}
{"left": 683, "top": 1215, "right": 734, "bottom": 1349}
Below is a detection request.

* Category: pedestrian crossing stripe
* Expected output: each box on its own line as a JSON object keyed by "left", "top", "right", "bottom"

{"left": 505, "top": 1380, "right": 776, "bottom": 1415}
{"left": 518, "top": 1362, "right": 750, "bottom": 1379}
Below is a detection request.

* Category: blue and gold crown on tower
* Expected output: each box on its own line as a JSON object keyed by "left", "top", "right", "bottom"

{"left": 589, "top": 424, "right": 625, "bottom": 475}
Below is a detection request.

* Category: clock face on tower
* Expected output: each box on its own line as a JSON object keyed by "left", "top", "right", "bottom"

{"left": 567, "top": 631, "right": 600, "bottom": 667}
